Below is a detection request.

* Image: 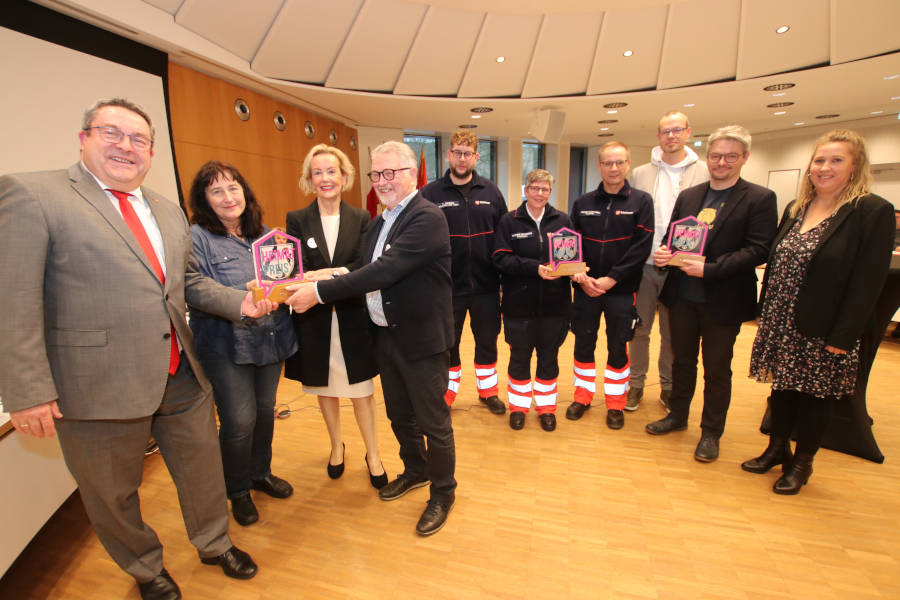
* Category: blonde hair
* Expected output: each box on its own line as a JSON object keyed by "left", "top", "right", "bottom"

{"left": 450, "top": 130, "right": 479, "bottom": 150}
{"left": 707, "top": 125, "right": 751, "bottom": 153}
{"left": 299, "top": 144, "right": 355, "bottom": 195}
{"left": 526, "top": 169, "right": 555, "bottom": 188}
{"left": 658, "top": 111, "right": 690, "bottom": 131}
{"left": 790, "top": 129, "right": 873, "bottom": 218}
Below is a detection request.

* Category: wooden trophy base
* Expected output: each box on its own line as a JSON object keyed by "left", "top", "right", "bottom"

{"left": 250, "top": 282, "right": 295, "bottom": 303}
{"left": 548, "top": 262, "right": 587, "bottom": 277}
{"left": 668, "top": 253, "right": 705, "bottom": 268}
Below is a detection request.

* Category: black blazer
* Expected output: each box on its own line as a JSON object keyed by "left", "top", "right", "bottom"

{"left": 760, "top": 194, "right": 895, "bottom": 351}
{"left": 660, "top": 178, "right": 778, "bottom": 324}
{"left": 317, "top": 193, "right": 454, "bottom": 361}
{"left": 283, "top": 200, "right": 377, "bottom": 386}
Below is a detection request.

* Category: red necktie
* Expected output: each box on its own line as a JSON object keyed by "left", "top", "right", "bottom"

{"left": 108, "top": 189, "right": 180, "bottom": 375}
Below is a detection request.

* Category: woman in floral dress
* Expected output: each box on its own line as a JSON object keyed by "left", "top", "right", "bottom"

{"left": 746, "top": 130, "right": 894, "bottom": 494}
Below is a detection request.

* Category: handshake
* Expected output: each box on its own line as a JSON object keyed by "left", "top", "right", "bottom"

{"left": 246, "top": 267, "right": 348, "bottom": 315}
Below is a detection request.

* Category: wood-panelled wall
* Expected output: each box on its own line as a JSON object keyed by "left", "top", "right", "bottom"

{"left": 167, "top": 63, "right": 361, "bottom": 228}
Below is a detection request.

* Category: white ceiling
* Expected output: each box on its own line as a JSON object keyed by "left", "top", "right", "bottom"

{"left": 33, "top": 0, "right": 900, "bottom": 147}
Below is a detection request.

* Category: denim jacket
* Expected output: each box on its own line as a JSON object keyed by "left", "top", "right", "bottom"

{"left": 189, "top": 224, "right": 298, "bottom": 365}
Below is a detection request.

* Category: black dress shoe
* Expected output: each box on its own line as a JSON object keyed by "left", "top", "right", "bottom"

{"left": 230, "top": 495, "right": 258, "bottom": 527}
{"left": 251, "top": 474, "right": 293, "bottom": 498}
{"left": 606, "top": 409, "right": 625, "bottom": 430}
{"left": 741, "top": 437, "right": 792, "bottom": 474}
{"left": 415, "top": 498, "right": 454, "bottom": 536}
{"left": 200, "top": 546, "right": 258, "bottom": 580}
{"left": 509, "top": 411, "right": 526, "bottom": 430}
{"left": 539, "top": 413, "right": 556, "bottom": 431}
{"left": 694, "top": 434, "right": 720, "bottom": 463}
{"left": 365, "top": 454, "right": 388, "bottom": 490}
{"left": 327, "top": 442, "right": 345, "bottom": 479}
{"left": 773, "top": 453, "right": 814, "bottom": 495}
{"left": 138, "top": 568, "right": 181, "bottom": 600}
{"left": 378, "top": 474, "right": 429, "bottom": 501}
{"left": 645, "top": 414, "right": 688, "bottom": 435}
{"left": 565, "top": 401, "right": 590, "bottom": 420}
{"left": 480, "top": 395, "right": 507, "bottom": 415}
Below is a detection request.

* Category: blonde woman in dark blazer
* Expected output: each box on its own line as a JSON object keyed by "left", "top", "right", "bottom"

{"left": 746, "top": 130, "right": 895, "bottom": 494}
{"left": 284, "top": 144, "right": 386, "bottom": 489}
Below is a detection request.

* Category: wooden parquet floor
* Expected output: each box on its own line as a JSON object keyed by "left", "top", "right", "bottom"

{"left": 3, "top": 322, "right": 900, "bottom": 599}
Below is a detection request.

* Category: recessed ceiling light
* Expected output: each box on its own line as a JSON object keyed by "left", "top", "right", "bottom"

{"left": 871, "top": 110, "right": 884, "bottom": 114}
{"left": 815, "top": 114, "right": 840, "bottom": 119}
{"left": 600, "top": 127, "right": 609, "bottom": 131}
{"left": 767, "top": 102, "right": 795, "bottom": 108}
{"left": 693, "top": 141, "right": 702, "bottom": 147}
{"left": 772, "top": 92, "right": 787, "bottom": 97}
{"left": 683, "top": 103, "right": 695, "bottom": 108}
{"left": 470, "top": 106, "right": 493, "bottom": 113}
{"left": 774, "top": 111, "right": 787, "bottom": 115}
{"left": 892, "top": 96, "right": 900, "bottom": 100}
{"left": 607, "top": 110, "right": 617, "bottom": 114}
{"left": 764, "top": 83, "right": 795, "bottom": 91}
{"left": 471, "top": 115, "right": 481, "bottom": 119}
{"left": 883, "top": 74, "right": 899, "bottom": 80}
{"left": 794, "top": 122, "right": 805, "bottom": 126}
{"left": 623, "top": 50, "right": 633, "bottom": 57}
{"left": 604, "top": 102, "right": 628, "bottom": 108}
{"left": 776, "top": 25, "right": 790, "bottom": 34}
{"left": 459, "top": 124, "right": 478, "bottom": 128}
{"left": 496, "top": 56, "right": 505, "bottom": 63}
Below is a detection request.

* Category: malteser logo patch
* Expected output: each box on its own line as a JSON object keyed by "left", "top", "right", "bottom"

{"left": 616, "top": 210, "right": 634, "bottom": 215}
{"left": 474, "top": 200, "right": 492, "bottom": 206}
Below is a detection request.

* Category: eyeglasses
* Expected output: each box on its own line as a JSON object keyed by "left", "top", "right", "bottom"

{"left": 659, "top": 127, "right": 687, "bottom": 136}
{"left": 450, "top": 150, "right": 476, "bottom": 160}
{"left": 526, "top": 185, "right": 551, "bottom": 194}
{"left": 708, "top": 153, "right": 743, "bottom": 164}
{"left": 86, "top": 126, "right": 153, "bottom": 151}
{"left": 599, "top": 160, "right": 627, "bottom": 168}
{"left": 367, "top": 168, "right": 411, "bottom": 182}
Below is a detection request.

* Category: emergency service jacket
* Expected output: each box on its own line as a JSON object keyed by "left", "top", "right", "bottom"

{"left": 492, "top": 203, "right": 573, "bottom": 319}
{"left": 570, "top": 180, "right": 654, "bottom": 294}
{"left": 421, "top": 170, "right": 507, "bottom": 296}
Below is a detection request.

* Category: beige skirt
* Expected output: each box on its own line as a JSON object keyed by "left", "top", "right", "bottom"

{"left": 302, "top": 309, "right": 374, "bottom": 398}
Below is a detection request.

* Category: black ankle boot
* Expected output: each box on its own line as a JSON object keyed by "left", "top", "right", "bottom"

{"left": 741, "top": 437, "right": 792, "bottom": 474}
{"left": 773, "top": 453, "right": 814, "bottom": 495}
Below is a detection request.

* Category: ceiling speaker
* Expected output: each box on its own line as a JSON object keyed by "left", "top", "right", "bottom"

{"left": 529, "top": 109, "right": 566, "bottom": 143}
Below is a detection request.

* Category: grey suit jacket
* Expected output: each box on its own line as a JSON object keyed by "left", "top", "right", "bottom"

{"left": 0, "top": 163, "right": 244, "bottom": 419}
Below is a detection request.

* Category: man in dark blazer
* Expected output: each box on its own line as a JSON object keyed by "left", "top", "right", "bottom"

{"left": 0, "top": 99, "right": 268, "bottom": 600}
{"left": 645, "top": 125, "right": 778, "bottom": 463}
{"left": 287, "top": 141, "right": 456, "bottom": 536}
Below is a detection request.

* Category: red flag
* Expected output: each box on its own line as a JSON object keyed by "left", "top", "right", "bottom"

{"left": 417, "top": 145, "right": 427, "bottom": 189}
{"left": 365, "top": 186, "right": 379, "bottom": 218}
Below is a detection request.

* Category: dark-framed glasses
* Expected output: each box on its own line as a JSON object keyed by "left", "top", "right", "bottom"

{"left": 708, "top": 153, "right": 743, "bottom": 164}
{"left": 600, "top": 160, "right": 627, "bottom": 168}
{"left": 526, "top": 185, "right": 551, "bottom": 194}
{"left": 86, "top": 126, "right": 152, "bottom": 151}
{"left": 450, "top": 150, "right": 476, "bottom": 159}
{"left": 367, "top": 168, "right": 411, "bottom": 182}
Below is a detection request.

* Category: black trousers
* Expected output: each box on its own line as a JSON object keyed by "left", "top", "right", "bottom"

{"left": 572, "top": 291, "right": 634, "bottom": 369}
{"left": 503, "top": 316, "right": 568, "bottom": 381}
{"left": 450, "top": 291, "right": 500, "bottom": 366}
{"left": 375, "top": 328, "right": 457, "bottom": 503}
{"left": 667, "top": 299, "right": 741, "bottom": 437}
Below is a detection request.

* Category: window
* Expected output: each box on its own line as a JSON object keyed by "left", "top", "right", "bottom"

{"left": 522, "top": 141, "right": 544, "bottom": 183}
{"left": 569, "top": 146, "right": 587, "bottom": 203}
{"left": 476, "top": 139, "right": 496, "bottom": 182}
{"left": 403, "top": 134, "right": 441, "bottom": 183}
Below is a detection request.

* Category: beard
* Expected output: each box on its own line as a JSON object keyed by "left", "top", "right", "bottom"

{"left": 451, "top": 163, "right": 474, "bottom": 180}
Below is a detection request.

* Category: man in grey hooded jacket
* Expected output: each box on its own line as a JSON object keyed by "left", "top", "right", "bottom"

{"left": 627, "top": 112, "right": 708, "bottom": 412}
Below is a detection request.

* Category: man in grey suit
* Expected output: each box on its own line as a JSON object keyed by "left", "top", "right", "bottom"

{"left": 0, "top": 98, "right": 268, "bottom": 600}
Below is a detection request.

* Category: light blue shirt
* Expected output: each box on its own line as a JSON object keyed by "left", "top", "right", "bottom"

{"left": 365, "top": 191, "right": 416, "bottom": 326}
